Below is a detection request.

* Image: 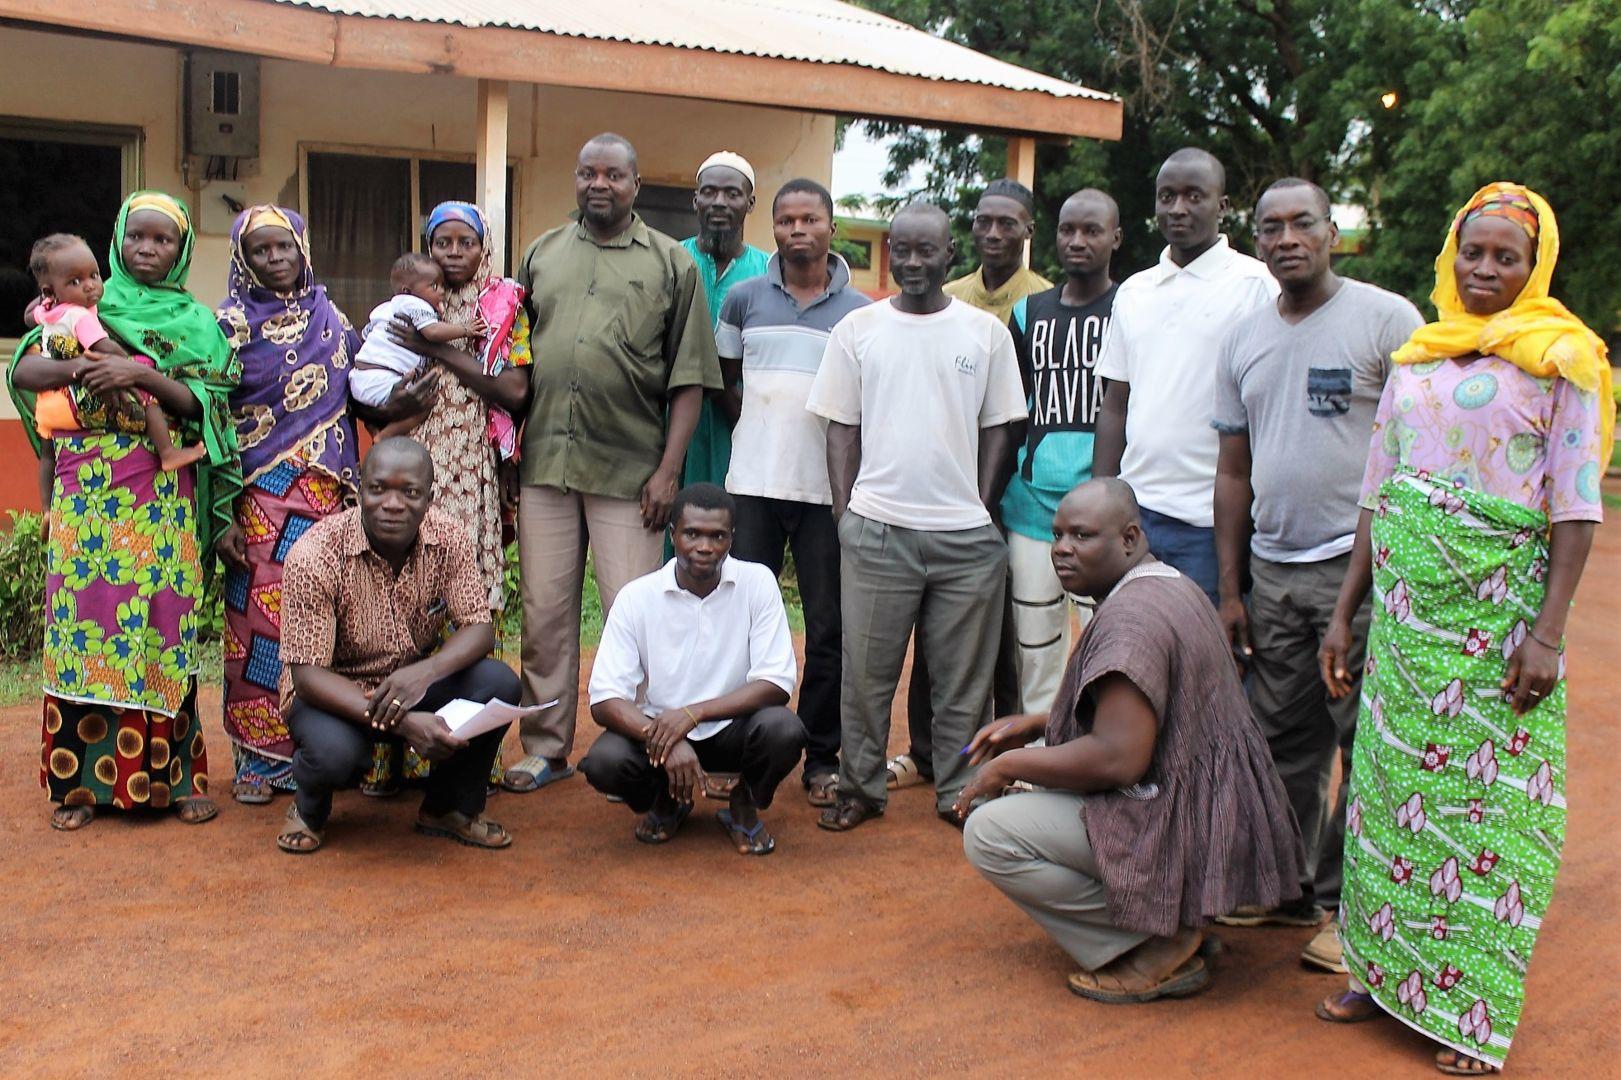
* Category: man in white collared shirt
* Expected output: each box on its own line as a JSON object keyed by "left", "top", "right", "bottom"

{"left": 582, "top": 483, "right": 806, "bottom": 855}
{"left": 1092, "top": 148, "right": 1278, "bottom": 605}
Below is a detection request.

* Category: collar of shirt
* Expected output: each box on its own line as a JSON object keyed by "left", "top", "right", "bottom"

{"left": 961, "top": 264, "right": 1045, "bottom": 306}
{"left": 1149, "top": 233, "right": 1239, "bottom": 284}
{"left": 339, "top": 507, "right": 452, "bottom": 562}
{"left": 765, "top": 251, "right": 853, "bottom": 311}
{"left": 571, "top": 212, "right": 651, "bottom": 250}
{"left": 658, "top": 553, "right": 743, "bottom": 597}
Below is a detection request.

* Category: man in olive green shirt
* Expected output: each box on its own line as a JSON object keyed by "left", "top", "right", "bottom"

{"left": 506, "top": 132, "right": 723, "bottom": 793}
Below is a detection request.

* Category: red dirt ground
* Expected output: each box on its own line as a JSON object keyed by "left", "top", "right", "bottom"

{"left": 3, "top": 526, "right": 1618, "bottom": 1078}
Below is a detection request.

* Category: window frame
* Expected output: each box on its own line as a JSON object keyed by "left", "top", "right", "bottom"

{"left": 296, "top": 141, "right": 522, "bottom": 268}
{"left": 0, "top": 116, "right": 143, "bottom": 407}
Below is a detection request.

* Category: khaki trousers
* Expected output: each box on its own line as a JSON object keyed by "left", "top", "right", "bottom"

{"left": 964, "top": 790, "right": 1150, "bottom": 970}
{"left": 517, "top": 485, "right": 663, "bottom": 760}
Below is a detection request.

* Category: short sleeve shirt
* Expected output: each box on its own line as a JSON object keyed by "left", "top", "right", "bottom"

{"left": 279, "top": 506, "right": 491, "bottom": 708}
{"left": 1095, "top": 237, "right": 1279, "bottom": 526}
{"left": 1358, "top": 355, "right": 1605, "bottom": 523}
{"left": 716, "top": 253, "right": 872, "bottom": 504}
{"left": 1210, "top": 280, "right": 1423, "bottom": 561}
{"left": 38, "top": 303, "right": 109, "bottom": 359}
{"left": 516, "top": 215, "right": 723, "bottom": 499}
{"left": 806, "top": 298, "right": 1027, "bottom": 530}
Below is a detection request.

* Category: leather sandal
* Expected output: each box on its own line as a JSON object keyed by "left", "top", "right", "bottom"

{"left": 276, "top": 804, "right": 324, "bottom": 854}
{"left": 816, "top": 796, "right": 883, "bottom": 832}
{"left": 415, "top": 810, "right": 513, "bottom": 849}
{"left": 1067, "top": 929, "right": 1209, "bottom": 1004}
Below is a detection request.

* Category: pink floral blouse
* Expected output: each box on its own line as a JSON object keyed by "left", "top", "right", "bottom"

{"left": 1359, "top": 354, "right": 1604, "bottom": 523}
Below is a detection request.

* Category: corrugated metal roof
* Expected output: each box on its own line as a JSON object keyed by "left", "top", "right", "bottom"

{"left": 272, "top": 0, "right": 1115, "bottom": 102}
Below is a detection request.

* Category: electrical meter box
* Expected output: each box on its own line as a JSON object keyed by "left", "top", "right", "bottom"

{"left": 184, "top": 50, "right": 260, "bottom": 159}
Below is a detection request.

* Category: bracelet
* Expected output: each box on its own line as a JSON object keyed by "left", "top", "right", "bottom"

{"left": 1527, "top": 628, "right": 1562, "bottom": 652}
{"left": 682, "top": 706, "right": 701, "bottom": 726}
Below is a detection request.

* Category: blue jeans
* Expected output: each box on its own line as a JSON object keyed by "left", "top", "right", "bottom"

{"left": 1139, "top": 506, "right": 1219, "bottom": 607}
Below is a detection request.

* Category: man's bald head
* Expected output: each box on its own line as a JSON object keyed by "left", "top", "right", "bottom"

{"left": 892, "top": 200, "right": 951, "bottom": 234}
{"left": 1050, "top": 479, "right": 1148, "bottom": 599}
{"left": 1062, "top": 477, "right": 1141, "bottom": 530}
{"left": 363, "top": 436, "right": 435, "bottom": 487}
{"left": 1160, "top": 148, "right": 1227, "bottom": 195}
{"left": 1062, "top": 188, "right": 1120, "bottom": 229}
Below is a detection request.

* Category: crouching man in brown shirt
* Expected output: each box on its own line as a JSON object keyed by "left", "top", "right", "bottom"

{"left": 275, "top": 438, "right": 519, "bottom": 854}
{"left": 956, "top": 478, "right": 1304, "bottom": 1002}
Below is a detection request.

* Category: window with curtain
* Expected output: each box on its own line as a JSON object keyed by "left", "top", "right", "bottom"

{"left": 306, "top": 152, "right": 411, "bottom": 325}
{"left": 307, "top": 151, "right": 518, "bottom": 323}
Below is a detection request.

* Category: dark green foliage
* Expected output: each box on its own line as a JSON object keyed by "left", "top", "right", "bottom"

{"left": 853, "top": 0, "right": 1621, "bottom": 333}
{"left": 0, "top": 512, "right": 47, "bottom": 659}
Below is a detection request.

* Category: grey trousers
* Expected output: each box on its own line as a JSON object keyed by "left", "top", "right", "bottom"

{"left": 837, "top": 512, "right": 1005, "bottom": 813}
{"left": 1248, "top": 554, "right": 1369, "bottom": 911}
{"left": 963, "top": 790, "right": 1150, "bottom": 970}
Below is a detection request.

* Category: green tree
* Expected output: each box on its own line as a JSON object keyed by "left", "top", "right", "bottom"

{"left": 854, "top": 0, "right": 1621, "bottom": 333}
{"left": 1336, "top": 0, "right": 1621, "bottom": 331}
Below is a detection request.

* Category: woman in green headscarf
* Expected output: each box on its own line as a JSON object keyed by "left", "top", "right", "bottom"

{"left": 8, "top": 191, "right": 241, "bottom": 831}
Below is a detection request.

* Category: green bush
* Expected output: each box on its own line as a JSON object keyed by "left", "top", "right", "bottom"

{"left": 0, "top": 512, "right": 48, "bottom": 660}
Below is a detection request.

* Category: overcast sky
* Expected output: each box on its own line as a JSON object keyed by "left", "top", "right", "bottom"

{"left": 830, "top": 124, "right": 926, "bottom": 206}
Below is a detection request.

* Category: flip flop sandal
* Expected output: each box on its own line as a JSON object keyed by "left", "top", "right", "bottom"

{"left": 176, "top": 798, "right": 219, "bottom": 825}
{"left": 232, "top": 777, "right": 275, "bottom": 805}
{"left": 415, "top": 811, "right": 513, "bottom": 849}
{"left": 635, "top": 801, "right": 693, "bottom": 844}
{"left": 817, "top": 797, "right": 883, "bottom": 832}
{"left": 885, "top": 754, "right": 925, "bottom": 790}
{"left": 499, "top": 756, "right": 576, "bottom": 794}
{"left": 716, "top": 809, "right": 776, "bottom": 856}
{"left": 804, "top": 771, "right": 839, "bottom": 807}
{"left": 276, "top": 805, "right": 324, "bottom": 855}
{"left": 1435, "top": 1050, "right": 1500, "bottom": 1075}
{"left": 1315, "top": 988, "right": 1381, "bottom": 1023}
{"left": 1067, "top": 955, "right": 1209, "bottom": 1004}
{"left": 50, "top": 805, "right": 94, "bottom": 831}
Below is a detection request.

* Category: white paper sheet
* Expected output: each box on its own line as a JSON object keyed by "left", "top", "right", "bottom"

{"left": 435, "top": 697, "right": 558, "bottom": 740}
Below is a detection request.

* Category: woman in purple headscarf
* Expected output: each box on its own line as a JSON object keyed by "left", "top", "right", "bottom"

{"left": 214, "top": 206, "right": 362, "bottom": 803}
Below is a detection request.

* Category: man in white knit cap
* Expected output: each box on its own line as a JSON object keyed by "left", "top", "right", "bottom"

{"left": 680, "top": 151, "right": 771, "bottom": 493}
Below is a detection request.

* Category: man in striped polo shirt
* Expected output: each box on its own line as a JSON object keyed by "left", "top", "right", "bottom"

{"left": 715, "top": 178, "right": 871, "bottom": 807}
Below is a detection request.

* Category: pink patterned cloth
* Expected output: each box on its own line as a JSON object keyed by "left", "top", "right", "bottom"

{"left": 1359, "top": 353, "right": 1604, "bottom": 522}
{"left": 476, "top": 279, "right": 525, "bottom": 460}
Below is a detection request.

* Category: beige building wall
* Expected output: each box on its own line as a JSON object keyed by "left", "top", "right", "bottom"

{"left": 2, "top": 25, "right": 836, "bottom": 308}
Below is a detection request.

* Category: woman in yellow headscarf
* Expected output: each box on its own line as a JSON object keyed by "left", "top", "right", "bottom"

{"left": 1313, "top": 182, "right": 1607, "bottom": 1074}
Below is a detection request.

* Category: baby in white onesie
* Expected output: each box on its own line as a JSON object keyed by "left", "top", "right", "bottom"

{"left": 351, "top": 252, "right": 485, "bottom": 434}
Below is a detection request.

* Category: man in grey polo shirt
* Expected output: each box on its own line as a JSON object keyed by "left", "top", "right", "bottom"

{"left": 1211, "top": 178, "right": 1423, "bottom": 971}
{"left": 716, "top": 178, "right": 871, "bottom": 808}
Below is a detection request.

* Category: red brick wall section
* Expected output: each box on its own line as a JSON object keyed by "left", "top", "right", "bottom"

{"left": 0, "top": 420, "right": 41, "bottom": 515}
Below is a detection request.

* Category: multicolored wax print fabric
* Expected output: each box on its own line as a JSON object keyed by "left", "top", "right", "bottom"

{"left": 42, "top": 686, "right": 208, "bottom": 808}
{"left": 1339, "top": 469, "right": 1566, "bottom": 1069}
{"left": 221, "top": 459, "right": 348, "bottom": 777}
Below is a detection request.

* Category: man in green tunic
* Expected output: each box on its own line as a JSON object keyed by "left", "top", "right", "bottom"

{"left": 679, "top": 151, "right": 771, "bottom": 490}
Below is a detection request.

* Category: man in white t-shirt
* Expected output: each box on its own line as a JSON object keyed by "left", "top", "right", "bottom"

{"left": 806, "top": 202, "right": 1028, "bottom": 831}
{"left": 581, "top": 484, "right": 805, "bottom": 855}
{"left": 1092, "top": 148, "right": 1278, "bottom": 605}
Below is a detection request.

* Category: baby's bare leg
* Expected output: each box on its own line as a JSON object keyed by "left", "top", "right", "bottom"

{"left": 145, "top": 402, "right": 208, "bottom": 471}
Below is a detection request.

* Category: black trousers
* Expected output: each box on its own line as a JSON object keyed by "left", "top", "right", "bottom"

{"left": 730, "top": 494, "right": 841, "bottom": 779}
{"left": 579, "top": 706, "right": 807, "bottom": 814}
{"left": 288, "top": 657, "right": 519, "bottom": 830}
{"left": 905, "top": 567, "right": 1021, "bottom": 777}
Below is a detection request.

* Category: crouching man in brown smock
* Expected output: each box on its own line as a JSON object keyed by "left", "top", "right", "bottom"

{"left": 957, "top": 478, "right": 1305, "bottom": 1002}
